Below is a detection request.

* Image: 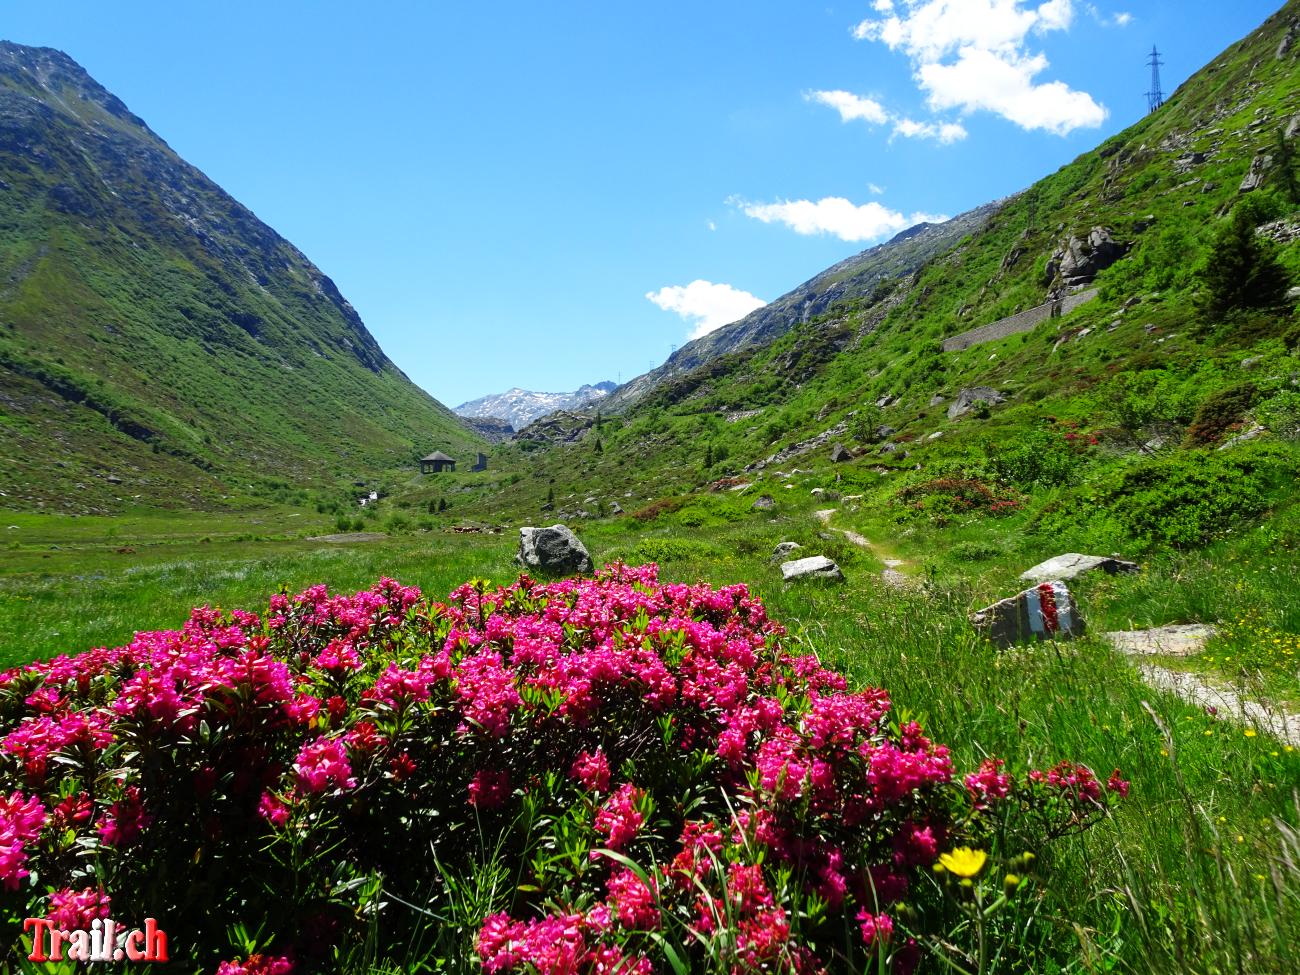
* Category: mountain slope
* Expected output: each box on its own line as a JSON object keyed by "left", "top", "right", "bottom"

{"left": 603, "top": 202, "right": 1002, "bottom": 410}
{"left": 467, "top": 0, "right": 1299, "bottom": 521}
{"left": 456, "top": 381, "right": 616, "bottom": 429}
{"left": 0, "top": 42, "right": 478, "bottom": 513}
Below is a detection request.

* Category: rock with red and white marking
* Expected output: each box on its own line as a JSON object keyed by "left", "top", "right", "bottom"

{"left": 971, "top": 581, "right": 1084, "bottom": 648}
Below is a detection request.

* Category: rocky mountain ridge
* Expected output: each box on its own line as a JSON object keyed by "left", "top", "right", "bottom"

{"left": 455, "top": 381, "right": 616, "bottom": 429}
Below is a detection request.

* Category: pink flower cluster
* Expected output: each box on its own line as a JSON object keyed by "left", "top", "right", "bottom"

{"left": 477, "top": 910, "right": 651, "bottom": 975}
{"left": 0, "top": 565, "right": 1126, "bottom": 971}
{"left": 0, "top": 791, "right": 46, "bottom": 890}
{"left": 47, "top": 886, "right": 111, "bottom": 930}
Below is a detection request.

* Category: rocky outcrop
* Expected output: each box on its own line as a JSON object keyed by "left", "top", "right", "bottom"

{"left": 972, "top": 581, "right": 1084, "bottom": 648}
{"left": 460, "top": 415, "right": 514, "bottom": 443}
{"left": 1020, "top": 553, "right": 1138, "bottom": 583}
{"left": 1046, "top": 227, "right": 1128, "bottom": 289}
{"left": 1239, "top": 153, "right": 1273, "bottom": 192}
{"left": 745, "top": 421, "right": 849, "bottom": 472}
{"left": 830, "top": 443, "right": 852, "bottom": 463}
{"left": 516, "top": 525, "right": 594, "bottom": 575}
{"left": 780, "top": 555, "right": 844, "bottom": 583}
{"left": 512, "top": 410, "right": 595, "bottom": 446}
{"left": 947, "top": 387, "right": 1006, "bottom": 420}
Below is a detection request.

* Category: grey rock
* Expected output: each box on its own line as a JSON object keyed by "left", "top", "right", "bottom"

{"left": 947, "top": 386, "right": 1006, "bottom": 420}
{"left": 752, "top": 494, "right": 776, "bottom": 511}
{"left": 780, "top": 555, "right": 844, "bottom": 583}
{"left": 1241, "top": 356, "right": 1262, "bottom": 370}
{"left": 1048, "top": 227, "right": 1128, "bottom": 287}
{"left": 972, "top": 581, "right": 1084, "bottom": 648}
{"left": 875, "top": 394, "right": 898, "bottom": 409}
{"left": 1218, "top": 423, "right": 1264, "bottom": 450}
{"left": 1239, "top": 153, "right": 1272, "bottom": 193}
{"left": 1020, "top": 553, "right": 1139, "bottom": 583}
{"left": 609, "top": 502, "right": 623, "bottom": 515}
{"left": 771, "top": 541, "right": 802, "bottom": 562}
{"left": 928, "top": 395, "right": 946, "bottom": 407}
{"left": 830, "top": 443, "right": 852, "bottom": 463}
{"left": 516, "top": 524, "right": 594, "bottom": 575}
{"left": 875, "top": 425, "right": 897, "bottom": 440}
{"left": 540, "top": 502, "right": 554, "bottom": 512}
{"left": 1104, "top": 624, "right": 1216, "bottom": 657}
{"left": 879, "top": 442, "right": 898, "bottom": 455}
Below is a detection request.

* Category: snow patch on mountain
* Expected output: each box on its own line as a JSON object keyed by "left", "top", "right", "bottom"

{"left": 455, "top": 382, "right": 616, "bottom": 430}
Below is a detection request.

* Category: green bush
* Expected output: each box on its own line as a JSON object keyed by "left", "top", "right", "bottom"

{"left": 1256, "top": 390, "right": 1300, "bottom": 441}
{"left": 1183, "top": 382, "right": 1258, "bottom": 446}
{"left": 985, "top": 429, "right": 1083, "bottom": 488}
{"left": 1056, "top": 445, "right": 1287, "bottom": 547}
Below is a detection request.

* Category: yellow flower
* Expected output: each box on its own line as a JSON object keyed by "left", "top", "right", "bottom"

{"left": 938, "top": 847, "right": 987, "bottom": 878}
{"left": 1245, "top": 729, "right": 1257, "bottom": 738}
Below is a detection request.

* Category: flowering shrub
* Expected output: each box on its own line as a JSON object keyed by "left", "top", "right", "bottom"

{"left": 0, "top": 565, "right": 1125, "bottom": 972}
{"left": 894, "top": 477, "right": 1024, "bottom": 525}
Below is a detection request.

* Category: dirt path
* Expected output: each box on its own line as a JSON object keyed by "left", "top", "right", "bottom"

{"left": 1137, "top": 663, "right": 1300, "bottom": 747}
{"left": 1104, "top": 626, "right": 1300, "bottom": 746}
{"left": 814, "top": 509, "right": 913, "bottom": 589}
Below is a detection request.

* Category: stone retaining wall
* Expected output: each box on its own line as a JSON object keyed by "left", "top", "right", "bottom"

{"left": 942, "top": 288, "right": 1098, "bottom": 352}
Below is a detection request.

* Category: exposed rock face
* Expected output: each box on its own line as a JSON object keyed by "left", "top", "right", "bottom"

{"left": 1020, "top": 553, "right": 1139, "bottom": 583}
{"left": 516, "top": 524, "right": 594, "bottom": 575}
{"left": 971, "top": 581, "right": 1084, "bottom": 648}
{"left": 947, "top": 387, "right": 1006, "bottom": 420}
{"left": 830, "top": 443, "right": 852, "bottom": 463}
{"left": 752, "top": 494, "right": 775, "bottom": 511}
{"left": 460, "top": 415, "right": 514, "bottom": 443}
{"left": 1239, "top": 153, "right": 1273, "bottom": 192}
{"left": 780, "top": 555, "right": 844, "bottom": 583}
{"left": 512, "top": 410, "right": 595, "bottom": 445}
{"left": 1046, "top": 227, "right": 1128, "bottom": 288}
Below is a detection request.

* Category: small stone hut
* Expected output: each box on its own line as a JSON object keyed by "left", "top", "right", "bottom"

{"left": 420, "top": 451, "right": 456, "bottom": 474}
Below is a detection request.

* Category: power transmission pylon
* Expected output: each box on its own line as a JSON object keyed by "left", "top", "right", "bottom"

{"left": 1146, "top": 46, "right": 1165, "bottom": 113}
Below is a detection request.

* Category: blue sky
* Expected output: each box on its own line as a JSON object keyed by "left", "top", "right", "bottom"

{"left": 2, "top": 1, "right": 1285, "bottom": 406}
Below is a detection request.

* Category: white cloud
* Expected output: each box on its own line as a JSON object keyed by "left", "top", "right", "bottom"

{"left": 732, "top": 196, "right": 948, "bottom": 243}
{"left": 1083, "top": 4, "right": 1132, "bottom": 27}
{"left": 806, "top": 89, "right": 890, "bottom": 124}
{"left": 854, "top": 0, "right": 1106, "bottom": 135}
{"left": 707, "top": 220, "right": 717, "bottom": 231}
{"left": 867, "top": 182, "right": 886, "bottom": 194}
{"left": 808, "top": 88, "right": 966, "bottom": 143}
{"left": 892, "top": 116, "right": 968, "bottom": 143}
{"left": 646, "top": 280, "right": 767, "bottom": 339}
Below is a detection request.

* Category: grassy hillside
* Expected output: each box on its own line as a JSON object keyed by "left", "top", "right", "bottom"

{"left": 0, "top": 42, "right": 480, "bottom": 514}
{"left": 460, "top": 1, "right": 1300, "bottom": 539}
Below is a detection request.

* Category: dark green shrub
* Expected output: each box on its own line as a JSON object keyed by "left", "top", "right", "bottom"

{"left": 1183, "top": 382, "right": 1258, "bottom": 446}
{"left": 1198, "top": 203, "right": 1290, "bottom": 319}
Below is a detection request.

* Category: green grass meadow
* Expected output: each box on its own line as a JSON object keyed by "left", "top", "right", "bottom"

{"left": 4, "top": 490, "right": 1299, "bottom": 973}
